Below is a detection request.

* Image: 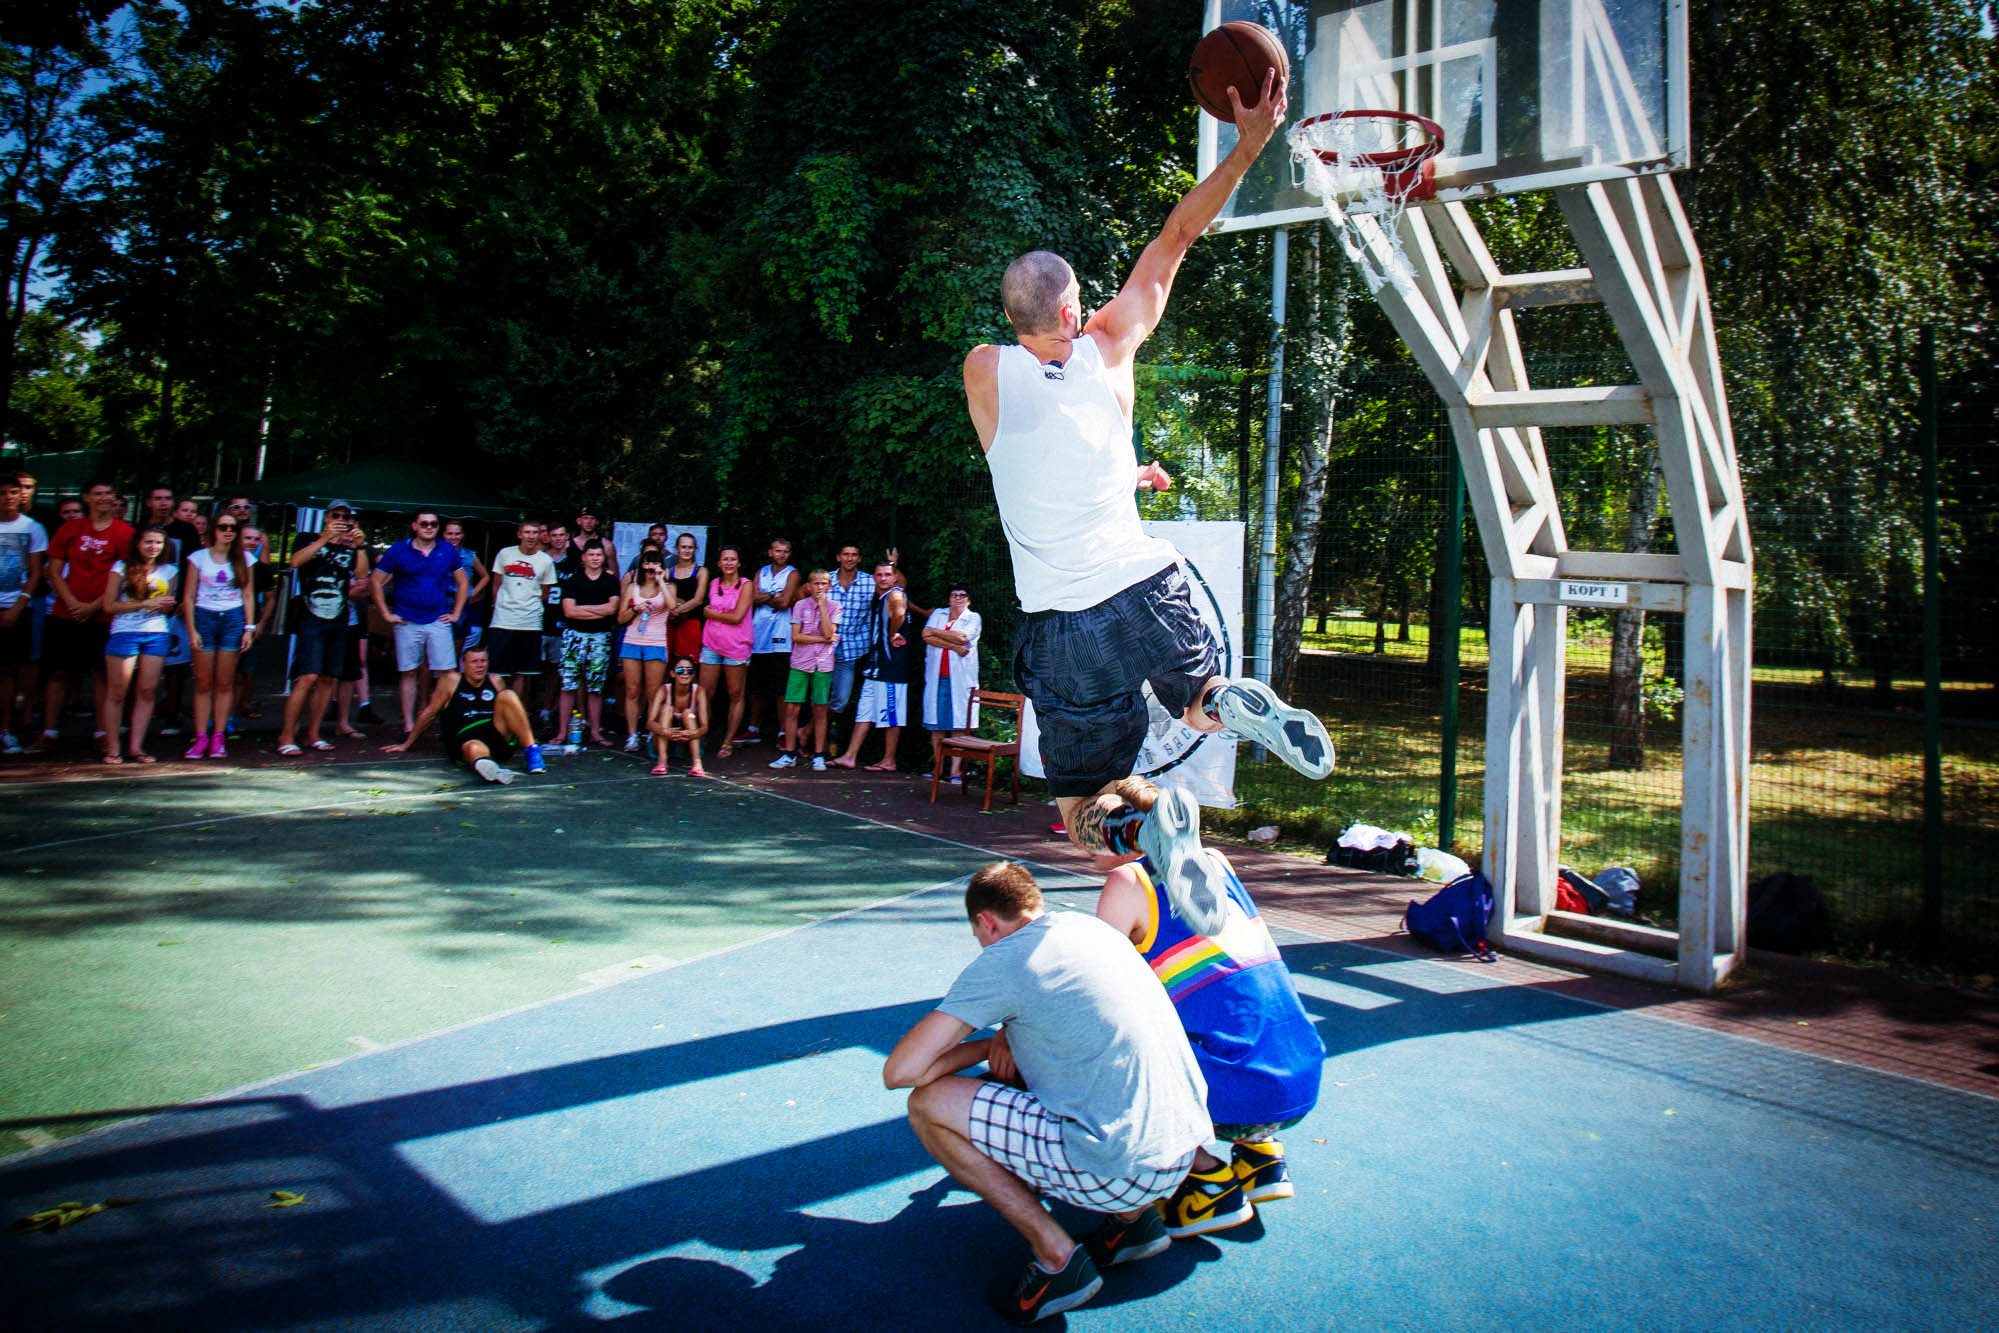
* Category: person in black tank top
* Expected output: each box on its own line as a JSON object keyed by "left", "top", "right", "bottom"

{"left": 381, "top": 643, "right": 542, "bottom": 783}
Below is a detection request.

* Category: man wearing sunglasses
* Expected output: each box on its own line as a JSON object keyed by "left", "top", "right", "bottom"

{"left": 371, "top": 509, "right": 470, "bottom": 735}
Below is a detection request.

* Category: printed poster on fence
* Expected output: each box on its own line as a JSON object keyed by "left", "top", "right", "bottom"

{"left": 1020, "top": 520, "right": 1245, "bottom": 809}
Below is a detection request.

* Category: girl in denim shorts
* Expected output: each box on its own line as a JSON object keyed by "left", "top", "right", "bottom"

{"left": 100, "top": 526, "right": 180, "bottom": 763}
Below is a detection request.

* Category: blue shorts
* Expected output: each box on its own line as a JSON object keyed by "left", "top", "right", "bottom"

{"left": 621, "top": 642, "right": 668, "bottom": 663}
{"left": 290, "top": 616, "right": 348, "bottom": 678}
{"left": 699, "top": 646, "right": 749, "bottom": 667}
{"left": 1014, "top": 563, "right": 1220, "bottom": 798}
{"left": 106, "top": 631, "right": 173, "bottom": 659}
{"left": 192, "top": 605, "right": 247, "bottom": 653}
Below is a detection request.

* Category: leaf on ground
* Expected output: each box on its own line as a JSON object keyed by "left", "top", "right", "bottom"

{"left": 264, "top": 1190, "right": 306, "bottom": 1208}
{"left": 11, "top": 1197, "right": 141, "bottom": 1234}
{"left": 156, "top": 941, "right": 180, "bottom": 947}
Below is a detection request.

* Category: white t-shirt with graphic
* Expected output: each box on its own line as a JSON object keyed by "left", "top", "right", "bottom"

{"left": 108, "top": 561, "right": 179, "bottom": 635}
{"left": 188, "top": 548, "right": 249, "bottom": 613}
{"left": 490, "top": 545, "right": 556, "bottom": 632}
{"left": 0, "top": 513, "right": 48, "bottom": 609}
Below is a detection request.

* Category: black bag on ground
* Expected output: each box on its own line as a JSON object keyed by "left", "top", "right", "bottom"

{"left": 1327, "top": 839, "right": 1420, "bottom": 876}
{"left": 1747, "top": 872, "right": 1830, "bottom": 954}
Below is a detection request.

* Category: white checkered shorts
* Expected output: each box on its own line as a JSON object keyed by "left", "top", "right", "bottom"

{"left": 968, "top": 1082, "right": 1195, "bottom": 1213}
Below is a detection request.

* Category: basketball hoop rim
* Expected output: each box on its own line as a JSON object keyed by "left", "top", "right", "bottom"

{"left": 1295, "top": 109, "right": 1446, "bottom": 174}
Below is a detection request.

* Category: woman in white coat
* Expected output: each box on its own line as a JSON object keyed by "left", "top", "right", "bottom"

{"left": 921, "top": 584, "right": 981, "bottom": 781}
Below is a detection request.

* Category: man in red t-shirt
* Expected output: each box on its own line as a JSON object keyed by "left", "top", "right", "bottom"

{"left": 34, "top": 480, "right": 134, "bottom": 753}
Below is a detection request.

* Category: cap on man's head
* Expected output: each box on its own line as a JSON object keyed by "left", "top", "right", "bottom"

{"left": 324, "top": 498, "right": 354, "bottom": 514}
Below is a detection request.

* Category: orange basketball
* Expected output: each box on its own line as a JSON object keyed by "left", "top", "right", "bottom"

{"left": 1189, "top": 21, "right": 1288, "bottom": 124}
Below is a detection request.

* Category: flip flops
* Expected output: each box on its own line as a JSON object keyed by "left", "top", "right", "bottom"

{"left": 276, "top": 743, "right": 303, "bottom": 756}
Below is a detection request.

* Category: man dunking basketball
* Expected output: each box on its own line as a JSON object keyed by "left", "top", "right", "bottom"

{"left": 963, "top": 70, "right": 1332, "bottom": 936}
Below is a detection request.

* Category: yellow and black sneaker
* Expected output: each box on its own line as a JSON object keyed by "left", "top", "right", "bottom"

{"left": 1232, "top": 1139, "right": 1295, "bottom": 1203}
{"left": 1157, "top": 1160, "right": 1255, "bottom": 1238}
{"left": 997, "top": 1244, "right": 1104, "bottom": 1324}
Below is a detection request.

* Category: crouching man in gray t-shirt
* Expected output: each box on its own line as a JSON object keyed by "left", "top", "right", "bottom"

{"left": 884, "top": 861, "right": 1212, "bottom": 1324}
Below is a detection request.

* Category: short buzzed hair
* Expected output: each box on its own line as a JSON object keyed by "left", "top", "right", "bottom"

{"left": 966, "top": 861, "right": 1043, "bottom": 922}
{"left": 1001, "top": 251, "right": 1076, "bottom": 335}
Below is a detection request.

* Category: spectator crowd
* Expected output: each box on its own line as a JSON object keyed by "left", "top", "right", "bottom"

{"left": 0, "top": 469, "right": 986, "bottom": 781}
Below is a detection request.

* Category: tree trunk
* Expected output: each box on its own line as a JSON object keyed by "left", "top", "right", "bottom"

{"left": 1272, "top": 230, "right": 1339, "bottom": 702}
{"left": 1608, "top": 443, "right": 1664, "bottom": 769}
{"left": 1273, "top": 407, "right": 1332, "bottom": 699}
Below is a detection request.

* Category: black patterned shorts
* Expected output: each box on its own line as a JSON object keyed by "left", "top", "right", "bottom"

{"left": 967, "top": 1081, "right": 1194, "bottom": 1213}
{"left": 1013, "top": 564, "right": 1221, "bottom": 797}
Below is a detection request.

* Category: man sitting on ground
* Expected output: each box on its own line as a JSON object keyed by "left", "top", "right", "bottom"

{"left": 380, "top": 643, "right": 543, "bottom": 784}
{"left": 885, "top": 861, "right": 1212, "bottom": 1324}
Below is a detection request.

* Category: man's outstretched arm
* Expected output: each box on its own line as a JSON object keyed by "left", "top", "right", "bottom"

{"left": 1086, "top": 72, "right": 1289, "bottom": 365}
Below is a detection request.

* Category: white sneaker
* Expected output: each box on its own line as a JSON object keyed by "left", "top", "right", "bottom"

{"left": 769, "top": 752, "right": 797, "bottom": 769}
{"left": 1211, "top": 679, "right": 1335, "bottom": 780}
{"left": 811, "top": 754, "right": 827, "bottom": 772}
{"left": 474, "top": 757, "right": 517, "bottom": 785}
{"left": 623, "top": 733, "right": 642, "bottom": 752}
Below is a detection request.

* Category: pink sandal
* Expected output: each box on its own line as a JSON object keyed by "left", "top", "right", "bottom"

{"left": 689, "top": 765, "right": 707, "bottom": 778}
{"left": 651, "top": 761, "right": 669, "bottom": 776}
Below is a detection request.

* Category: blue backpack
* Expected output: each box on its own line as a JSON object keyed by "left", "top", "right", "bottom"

{"left": 1402, "top": 872, "right": 1497, "bottom": 962}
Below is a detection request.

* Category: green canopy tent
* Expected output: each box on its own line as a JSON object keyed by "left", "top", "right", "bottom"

{"left": 241, "top": 457, "right": 523, "bottom": 521}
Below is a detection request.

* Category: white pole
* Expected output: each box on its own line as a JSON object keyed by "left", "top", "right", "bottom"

{"left": 1255, "top": 228, "right": 1288, "bottom": 686}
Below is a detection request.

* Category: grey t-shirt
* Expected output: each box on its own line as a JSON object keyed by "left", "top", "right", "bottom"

{"left": 939, "top": 910, "right": 1210, "bottom": 1179}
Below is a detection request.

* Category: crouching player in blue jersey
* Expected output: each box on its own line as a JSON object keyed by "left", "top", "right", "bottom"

{"left": 1079, "top": 775, "right": 1324, "bottom": 1237}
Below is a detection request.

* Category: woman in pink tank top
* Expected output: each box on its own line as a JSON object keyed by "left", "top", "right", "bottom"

{"left": 700, "top": 545, "right": 755, "bottom": 757}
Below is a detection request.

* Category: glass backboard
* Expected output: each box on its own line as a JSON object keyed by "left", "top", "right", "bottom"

{"left": 1199, "top": 0, "right": 1687, "bottom": 230}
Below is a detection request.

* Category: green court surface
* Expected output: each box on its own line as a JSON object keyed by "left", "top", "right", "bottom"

{"left": 0, "top": 755, "right": 992, "bottom": 1156}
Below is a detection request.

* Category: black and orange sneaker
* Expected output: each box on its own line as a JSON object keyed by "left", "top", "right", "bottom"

{"left": 996, "top": 1244, "right": 1103, "bottom": 1324}
{"left": 1084, "top": 1206, "right": 1171, "bottom": 1267}
{"left": 1156, "top": 1159, "right": 1255, "bottom": 1238}
{"left": 1231, "top": 1139, "right": 1295, "bottom": 1203}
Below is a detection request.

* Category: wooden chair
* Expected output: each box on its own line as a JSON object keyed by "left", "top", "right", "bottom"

{"left": 931, "top": 689, "right": 1025, "bottom": 812}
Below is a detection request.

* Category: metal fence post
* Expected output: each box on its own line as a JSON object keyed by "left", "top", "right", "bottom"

{"left": 1920, "top": 325, "right": 1942, "bottom": 952}
{"left": 1439, "top": 430, "right": 1464, "bottom": 852}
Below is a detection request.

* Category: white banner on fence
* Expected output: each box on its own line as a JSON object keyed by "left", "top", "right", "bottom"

{"left": 1020, "top": 520, "right": 1245, "bottom": 809}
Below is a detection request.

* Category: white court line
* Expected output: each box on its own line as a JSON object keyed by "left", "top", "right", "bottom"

{"left": 701, "top": 772, "right": 1092, "bottom": 887}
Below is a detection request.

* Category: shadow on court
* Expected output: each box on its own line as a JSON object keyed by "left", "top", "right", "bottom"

{"left": 5, "top": 871, "right": 1998, "bottom": 1330}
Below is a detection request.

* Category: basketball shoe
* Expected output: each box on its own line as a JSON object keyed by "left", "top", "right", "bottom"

{"left": 1231, "top": 1139, "right": 1295, "bottom": 1203}
{"left": 1206, "top": 678, "right": 1335, "bottom": 780}
{"left": 1157, "top": 1159, "right": 1255, "bottom": 1238}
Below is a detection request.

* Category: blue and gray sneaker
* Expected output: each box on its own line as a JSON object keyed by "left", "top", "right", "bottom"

{"left": 997, "top": 1245, "right": 1103, "bottom": 1324}
{"left": 1209, "top": 679, "right": 1335, "bottom": 780}
{"left": 1136, "top": 787, "right": 1229, "bottom": 937}
{"left": 524, "top": 744, "right": 546, "bottom": 774}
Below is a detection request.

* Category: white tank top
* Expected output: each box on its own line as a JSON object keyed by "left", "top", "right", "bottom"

{"left": 985, "top": 338, "right": 1177, "bottom": 613}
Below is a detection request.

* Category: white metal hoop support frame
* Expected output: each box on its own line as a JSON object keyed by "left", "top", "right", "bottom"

{"left": 1292, "top": 166, "right": 1755, "bottom": 991}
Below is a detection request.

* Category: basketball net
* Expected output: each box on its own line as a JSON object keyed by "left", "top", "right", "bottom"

{"left": 1287, "top": 111, "right": 1443, "bottom": 291}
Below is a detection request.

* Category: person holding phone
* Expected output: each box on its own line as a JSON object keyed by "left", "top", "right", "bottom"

{"left": 278, "top": 501, "right": 370, "bottom": 756}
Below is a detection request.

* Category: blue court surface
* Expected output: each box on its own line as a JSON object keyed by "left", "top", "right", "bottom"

{"left": 5, "top": 873, "right": 1997, "bottom": 1330}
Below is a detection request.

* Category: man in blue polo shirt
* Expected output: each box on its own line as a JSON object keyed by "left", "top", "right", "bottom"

{"left": 371, "top": 508, "right": 469, "bottom": 735}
